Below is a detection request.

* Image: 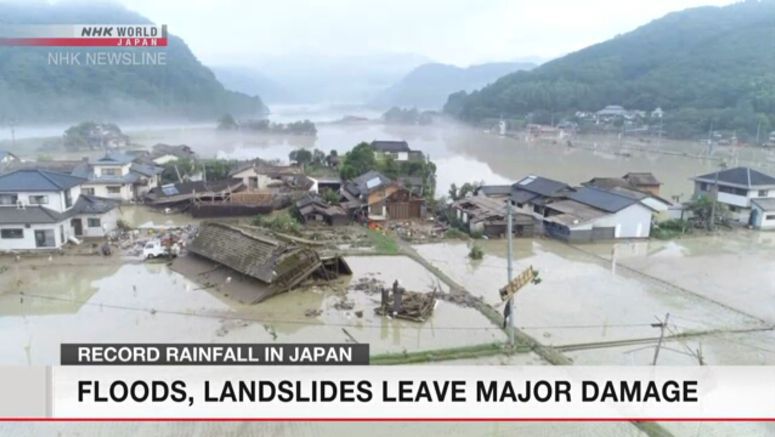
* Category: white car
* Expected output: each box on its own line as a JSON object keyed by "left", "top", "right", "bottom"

{"left": 142, "top": 240, "right": 180, "bottom": 259}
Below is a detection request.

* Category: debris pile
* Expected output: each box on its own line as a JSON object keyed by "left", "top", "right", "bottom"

{"left": 374, "top": 280, "right": 437, "bottom": 323}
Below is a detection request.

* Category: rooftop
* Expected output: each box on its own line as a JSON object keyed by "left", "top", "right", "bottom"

{"left": 567, "top": 186, "right": 638, "bottom": 213}
{"left": 694, "top": 167, "right": 775, "bottom": 188}
{"left": 95, "top": 152, "right": 135, "bottom": 165}
{"left": 752, "top": 198, "right": 775, "bottom": 211}
{"left": 623, "top": 172, "right": 661, "bottom": 186}
{"left": 370, "top": 140, "right": 411, "bottom": 153}
{"left": 512, "top": 175, "right": 571, "bottom": 197}
{"left": 0, "top": 169, "right": 85, "bottom": 192}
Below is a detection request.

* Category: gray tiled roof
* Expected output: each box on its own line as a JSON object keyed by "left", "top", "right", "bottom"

{"left": 567, "top": 186, "right": 638, "bottom": 213}
{"left": 0, "top": 206, "right": 64, "bottom": 224}
{"left": 370, "top": 140, "right": 410, "bottom": 153}
{"left": 512, "top": 175, "right": 570, "bottom": 197}
{"left": 0, "top": 169, "right": 85, "bottom": 192}
{"left": 694, "top": 167, "right": 775, "bottom": 188}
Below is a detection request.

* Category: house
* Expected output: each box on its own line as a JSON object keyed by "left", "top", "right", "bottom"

{"left": 0, "top": 150, "right": 19, "bottom": 165}
{"left": 585, "top": 172, "right": 663, "bottom": 198}
{"left": 0, "top": 169, "right": 119, "bottom": 250}
{"left": 622, "top": 172, "right": 662, "bottom": 196}
{"left": 149, "top": 144, "right": 196, "bottom": 165}
{"left": 145, "top": 179, "right": 244, "bottom": 209}
{"left": 451, "top": 195, "right": 534, "bottom": 237}
{"left": 651, "top": 107, "right": 664, "bottom": 118}
{"left": 229, "top": 161, "right": 303, "bottom": 191}
{"left": 691, "top": 167, "right": 775, "bottom": 223}
{"left": 72, "top": 153, "right": 163, "bottom": 202}
{"left": 370, "top": 140, "right": 424, "bottom": 162}
{"left": 341, "top": 170, "right": 425, "bottom": 221}
{"left": 510, "top": 175, "right": 573, "bottom": 216}
{"left": 596, "top": 105, "right": 627, "bottom": 119}
{"left": 295, "top": 194, "right": 348, "bottom": 226}
{"left": 540, "top": 187, "right": 659, "bottom": 241}
{"left": 751, "top": 198, "right": 775, "bottom": 230}
{"left": 473, "top": 185, "right": 513, "bottom": 199}
{"left": 187, "top": 222, "right": 351, "bottom": 303}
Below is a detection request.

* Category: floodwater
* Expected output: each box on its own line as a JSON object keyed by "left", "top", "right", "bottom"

{"left": 6, "top": 104, "right": 775, "bottom": 201}
{"left": 412, "top": 232, "right": 772, "bottom": 365}
{"left": 0, "top": 254, "right": 502, "bottom": 365}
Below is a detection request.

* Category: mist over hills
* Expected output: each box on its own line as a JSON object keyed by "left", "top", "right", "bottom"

{"left": 0, "top": 2, "right": 266, "bottom": 123}
{"left": 375, "top": 61, "right": 535, "bottom": 109}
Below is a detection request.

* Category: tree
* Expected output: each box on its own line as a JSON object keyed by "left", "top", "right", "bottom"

{"left": 339, "top": 142, "right": 376, "bottom": 180}
{"left": 217, "top": 114, "right": 238, "bottom": 131}
{"left": 289, "top": 148, "right": 313, "bottom": 165}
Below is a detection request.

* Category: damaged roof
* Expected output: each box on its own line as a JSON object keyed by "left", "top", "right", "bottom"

{"left": 188, "top": 222, "right": 323, "bottom": 289}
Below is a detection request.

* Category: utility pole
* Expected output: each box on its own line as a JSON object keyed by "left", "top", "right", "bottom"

{"left": 651, "top": 313, "right": 670, "bottom": 366}
{"left": 506, "top": 199, "right": 515, "bottom": 345}
{"left": 756, "top": 120, "right": 762, "bottom": 146}
{"left": 709, "top": 162, "right": 727, "bottom": 231}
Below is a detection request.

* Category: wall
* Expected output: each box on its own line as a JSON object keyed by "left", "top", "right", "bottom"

{"left": 0, "top": 222, "right": 67, "bottom": 251}
{"left": 752, "top": 206, "right": 775, "bottom": 230}
{"left": 82, "top": 183, "right": 133, "bottom": 202}
{"left": 590, "top": 203, "right": 653, "bottom": 238}
{"left": 78, "top": 209, "right": 119, "bottom": 238}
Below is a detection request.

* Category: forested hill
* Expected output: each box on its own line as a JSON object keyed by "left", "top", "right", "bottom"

{"left": 0, "top": 2, "right": 267, "bottom": 123}
{"left": 444, "top": 1, "right": 775, "bottom": 139}
{"left": 374, "top": 61, "right": 535, "bottom": 109}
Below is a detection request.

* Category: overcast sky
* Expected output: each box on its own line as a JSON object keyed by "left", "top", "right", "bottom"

{"left": 113, "top": 0, "right": 736, "bottom": 66}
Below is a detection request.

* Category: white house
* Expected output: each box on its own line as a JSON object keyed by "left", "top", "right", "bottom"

{"left": 751, "top": 198, "right": 775, "bottom": 230}
{"left": 370, "top": 140, "right": 424, "bottom": 162}
{"left": 692, "top": 167, "right": 775, "bottom": 224}
{"left": 72, "top": 153, "right": 162, "bottom": 202}
{"left": 0, "top": 169, "right": 120, "bottom": 251}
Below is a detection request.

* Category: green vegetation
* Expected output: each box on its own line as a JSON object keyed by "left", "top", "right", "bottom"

{"left": 443, "top": 228, "right": 468, "bottom": 240}
{"left": 652, "top": 219, "right": 691, "bottom": 240}
{"left": 382, "top": 106, "right": 433, "bottom": 125}
{"left": 226, "top": 119, "right": 317, "bottom": 135}
{"left": 252, "top": 210, "right": 301, "bottom": 235}
{"left": 63, "top": 122, "right": 128, "bottom": 151}
{"left": 468, "top": 244, "right": 484, "bottom": 260}
{"left": 445, "top": 1, "right": 775, "bottom": 141}
{"left": 370, "top": 343, "right": 525, "bottom": 365}
{"left": 448, "top": 182, "right": 481, "bottom": 201}
{"left": 367, "top": 230, "right": 399, "bottom": 254}
{"left": 687, "top": 195, "right": 730, "bottom": 230}
{"left": 320, "top": 188, "right": 340, "bottom": 205}
{"left": 339, "top": 142, "right": 437, "bottom": 199}
{"left": 0, "top": 3, "right": 265, "bottom": 122}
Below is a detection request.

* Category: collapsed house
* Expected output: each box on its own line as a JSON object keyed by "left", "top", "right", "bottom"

{"left": 295, "top": 194, "right": 349, "bottom": 226}
{"left": 374, "top": 280, "right": 436, "bottom": 323}
{"left": 187, "top": 222, "right": 351, "bottom": 303}
{"left": 451, "top": 195, "right": 534, "bottom": 237}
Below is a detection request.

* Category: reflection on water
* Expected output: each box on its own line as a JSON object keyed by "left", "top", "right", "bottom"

{"left": 0, "top": 254, "right": 502, "bottom": 365}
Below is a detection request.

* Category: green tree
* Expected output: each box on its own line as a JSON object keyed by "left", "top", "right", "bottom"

{"left": 289, "top": 148, "right": 313, "bottom": 165}
{"left": 217, "top": 114, "right": 238, "bottom": 131}
{"left": 339, "top": 142, "right": 376, "bottom": 180}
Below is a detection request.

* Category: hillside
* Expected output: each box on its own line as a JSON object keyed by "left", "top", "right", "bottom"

{"left": 375, "top": 62, "right": 534, "bottom": 109}
{"left": 0, "top": 2, "right": 267, "bottom": 123}
{"left": 444, "top": 1, "right": 775, "bottom": 139}
{"left": 211, "top": 66, "right": 295, "bottom": 104}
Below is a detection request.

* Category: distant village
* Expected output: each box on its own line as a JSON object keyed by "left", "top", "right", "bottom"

{"left": 0, "top": 126, "right": 775, "bottom": 258}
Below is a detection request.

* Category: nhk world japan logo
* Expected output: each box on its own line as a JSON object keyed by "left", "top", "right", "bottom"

{"left": 0, "top": 24, "right": 167, "bottom": 47}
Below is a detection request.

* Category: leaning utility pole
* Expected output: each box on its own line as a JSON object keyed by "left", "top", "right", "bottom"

{"left": 651, "top": 313, "right": 670, "bottom": 366}
{"left": 506, "top": 200, "right": 515, "bottom": 345}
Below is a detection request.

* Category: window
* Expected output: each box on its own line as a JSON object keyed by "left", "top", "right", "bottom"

{"left": 107, "top": 186, "right": 122, "bottom": 194}
{"left": 87, "top": 218, "right": 101, "bottom": 228}
{"left": 1, "top": 229, "right": 23, "bottom": 239}
{"left": 699, "top": 183, "right": 709, "bottom": 191}
{"left": 82, "top": 187, "right": 95, "bottom": 196}
{"left": 0, "top": 194, "right": 18, "bottom": 205}
{"left": 766, "top": 214, "right": 775, "bottom": 221}
{"left": 718, "top": 186, "right": 747, "bottom": 196}
{"left": 28, "top": 195, "right": 48, "bottom": 205}
{"left": 34, "top": 229, "right": 56, "bottom": 248}
{"left": 102, "top": 168, "right": 120, "bottom": 176}
{"left": 759, "top": 190, "right": 769, "bottom": 197}
{"left": 64, "top": 189, "right": 72, "bottom": 208}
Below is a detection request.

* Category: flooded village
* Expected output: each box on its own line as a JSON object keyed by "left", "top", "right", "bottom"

{"left": 1, "top": 108, "right": 775, "bottom": 394}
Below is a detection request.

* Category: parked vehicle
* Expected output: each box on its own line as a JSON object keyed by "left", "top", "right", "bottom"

{"left": 142, "top": 239, "right": 180, "bottom": 259}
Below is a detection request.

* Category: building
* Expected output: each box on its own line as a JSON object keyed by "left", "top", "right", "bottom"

{"left": 510, "top": 175, "right": 572, "bottom": 215}
{"left": 585, "top": 173, "right": 663, "bottom": 198}
{"left": 341, "top": 170, "right": 425, "bottom": 221}
{"left": 370, "top": 140, "right": 424, "bottom": 162}
{"left": 149, "top": 144, "right": 196, "bottom": 165}
{"left": 72, "top": 153, "right": 162, "bottom": 202}
{"left": 229, "top": 161, "right": 303, "bottom": 191}
{"left": 540, "top": 186, "right": 661, "bottom": 241}
{"left": 295, "top": 195, "right": 348, "bottom": 226}
{"left": 751, "top": 198, "right": 775, "bottom": 230}
{"left": 0, "top": 169, "right": 119, "bottom": 250}
{"left": 691, "top": 167, "right": 775, "bottom": 223}
{"left": 451, "top": 195, "right": 534, "bottom": 237}
{"left": 188, "top": 222, "right": 351, "bottom": 303}
{"left": 0, "top": 150, "right": 19, "bottom": 165}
